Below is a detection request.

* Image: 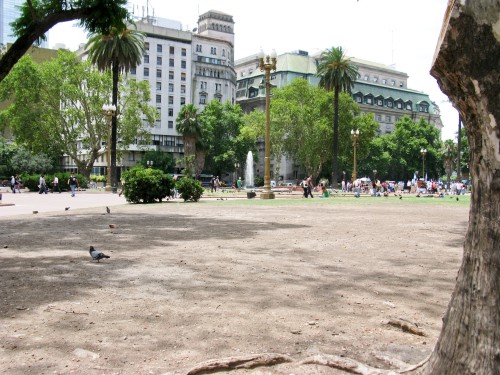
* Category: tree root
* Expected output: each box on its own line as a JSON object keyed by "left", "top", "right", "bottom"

{"left": 186, "top": 353, "right": 293, "bottom": 374}
{"left": 301, "top": 354, "right": 398, "bottom": 374}
{"left": 386, "top": 319, "right": 426, "bottom": 336}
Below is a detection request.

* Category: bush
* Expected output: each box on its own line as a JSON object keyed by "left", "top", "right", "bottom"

{"left": 90, "top": 175, "right": 106, "bottom": 182}
{"left": 176, "top": 177, "right": 204, "bottom": 202}
{"left": 254, "top": 176, "right": 264, "bottom": 187}
{"left": 122, "top": 166, "right": 174, "bottom": 203}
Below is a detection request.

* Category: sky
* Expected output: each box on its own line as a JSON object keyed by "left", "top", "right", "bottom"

{"left": 48, "top": 0, "right": 459, "bottom": 141}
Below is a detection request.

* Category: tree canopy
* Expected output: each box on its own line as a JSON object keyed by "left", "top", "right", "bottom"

{"left": 0, "top": 50, "right": 156, "bottom": 178}
{"left": 0, "top": 0, "right": 130, "bottom": 82}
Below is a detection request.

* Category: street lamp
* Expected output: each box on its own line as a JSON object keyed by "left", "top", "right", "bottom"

{"left": 421, "top": 148, "right": 427, "bottom": 180}
{"left": 234, "top": 162, "right": 240, "bottom": 183}
{"left": 102, "top": 104, "right": 116, "bottom": 191}
{"left": 258, "top": 48, "right": 277, "bottom": 199}
{"left": 373, "top": 169, "right": 377, "bottom": 180}
{"left": 351, "top": 129, "right": 360, "bottom": 181}
{"left": 147, "top": 160, "right": 154, "bottom": 168}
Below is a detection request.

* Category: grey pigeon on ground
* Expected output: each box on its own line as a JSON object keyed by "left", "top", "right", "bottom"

{"left": 106, "top": 206, "right": 111, "bottom": 214}
{"left": 89, "top": 246, "right": 110, "bottom": 262}
{"left": 65, "top": 207, "right": 70, "bottom": 211}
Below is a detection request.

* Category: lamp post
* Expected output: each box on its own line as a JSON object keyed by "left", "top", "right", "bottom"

{"left": 373, "top": 169, "right": 377, "bottom": 181}
{"left": 147, "top": 160, "right": 154, "bottom": 168}
{"left": 102, "top": 104, "right": 116, "bottom": 191}
{"left": 258, "top": 48, "right": 277, "bottom": 199}
{"left": 234, "top": 162, "right": 240, "bottom": 184}
{"left": 351, "top": 129, "right": 360, "bottom": 181}
{"left": 421, "top": 148, "right": 427, "bottom": 180}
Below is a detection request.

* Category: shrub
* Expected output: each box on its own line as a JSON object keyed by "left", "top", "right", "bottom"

{"left": 90, "top": 175, "right": 106, "bottom": 182}
{"left": 122, "top": 166, "right": 173, "bottom": 203}
{"left": 176, "top": 177, "right": 204, "bottom": 202}
{"left": 254, "top": 176, "right": 264, "bottom": 187}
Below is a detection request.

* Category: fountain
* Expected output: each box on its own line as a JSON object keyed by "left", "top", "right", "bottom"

{"left": 244, "top": 151, "right": 254, "bottom": 189}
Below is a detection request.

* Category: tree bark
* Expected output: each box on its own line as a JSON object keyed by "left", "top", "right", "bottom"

{"left": 421, "top": 1, "right": 500, "bottom": 374}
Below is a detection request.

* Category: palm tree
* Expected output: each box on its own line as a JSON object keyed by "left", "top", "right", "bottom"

{"left": 176, "top": 104, "right": 201, "bottom": 176}
{"left": 316, "top": 46, "right": 358, "bottom": 187}
{"left": 442, "top": 139, "right": 455, "bottom": 189}
{"left": 86, "top": 27, "right": 145, "bottom": 191}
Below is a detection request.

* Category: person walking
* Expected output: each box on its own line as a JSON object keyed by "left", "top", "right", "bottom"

{"left": 10, "top": 176, "right": 15, "bottom": 193}
{"left": 306, "top": 175, "right": 314, "bottom": 198}
{"left": 237, "top": 177, "right": 242, "bottom": 192}
{"left": 13, "top": 175, "right": 22, "bottom": 193}
{"left": 52, "top": 175, "right": 61, "bottom": 193}
{"left": 301, "top": 177, "right": 308, "bottom": 198}
{"left": 39, "top": 174, "right": 48, "bottom": 194}
{"left": 67, "top": 172, "right": 78, "bottom": 197}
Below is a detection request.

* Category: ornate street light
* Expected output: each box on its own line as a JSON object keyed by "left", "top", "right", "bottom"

{"left": 351, "top": 129, "right": 360, "bottom": 181}
{"left": 147, "top": 160, "right": 154, "bottom": 168}
{"left": 102, "top": 104, "right": 116, "bottom": 191}
{"left": 258, "top": 48, "right": 277, "bottom": 199}
{"left": 421, "top": 148, "right": 427, "bottom": 179}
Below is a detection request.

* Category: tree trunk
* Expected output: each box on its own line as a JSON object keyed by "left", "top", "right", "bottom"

{"left": 111, "top": 62, "right": 119, "bottom": 193}
{"left": 332, "top": 88, "right": 340, "bottom": 188}
{"left": 457, "top": 115, "right": 462, "bottom": 181}
{"left": 420, "top": 1, "right": 500, "bottom": 374}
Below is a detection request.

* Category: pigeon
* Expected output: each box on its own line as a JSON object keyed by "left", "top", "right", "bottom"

{"left": 106, "top": 206, "right": 111, "bottom": 214}
{"left": 456, "top": 197, "right": 459, "bottom": 201}
{"left": 33, "top": 210, "right": 38, "bottom": 214}
{"left": 89, "top": 246, "right": 110, "bottom": 262}
{"left": 65, "top": 207, "right": 70, "bottom": 211}
{"left": 399, "top": 196, "right": 403, "bottom": 200}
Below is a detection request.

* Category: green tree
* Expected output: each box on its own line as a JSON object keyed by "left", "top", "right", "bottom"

{"left": 0, "top": 51, "right": 155, "bottom": 178}
{"left": 316, "top": 46, "right": 359, "bottom": 187}
{"left": 138, "top": 150, "right": 175, "bottom": 173}
{"left": 10, "top": 147, "right": 54, "bottom": 174}
{"left": 199, "top": 100, "right": 246, "bottom": 177}
{"left": 271, "top": 79, "right": 332, "bottom": 180}
{"left": 176, "top": 103, "right": 201, "bottom": 175}
{"left": 0, "top": 0, "right": 130, "bottom": 83}
{"left": 86, "top": 26, "right": 145, "bottom": 190}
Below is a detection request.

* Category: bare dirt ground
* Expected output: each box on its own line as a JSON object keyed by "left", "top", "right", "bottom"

{"left": 0, "top": 196, "right": 469, "bottom": 374}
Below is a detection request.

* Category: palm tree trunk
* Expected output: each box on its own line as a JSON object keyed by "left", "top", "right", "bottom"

{"left": 111, "top": 62, "right": 119, "bottom": 193}
{"left": 332, "top": 87, "right": 340, "bottom": 188}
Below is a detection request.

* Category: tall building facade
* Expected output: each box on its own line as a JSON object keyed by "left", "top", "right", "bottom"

{"left": 0, "top": 0, "right": 48, "bottom": 47}
{"left": 235, "top": 50, "right": 443, "bottom": 182}
{"left": 75, "top": 10, "right": 236, "bottom": 175}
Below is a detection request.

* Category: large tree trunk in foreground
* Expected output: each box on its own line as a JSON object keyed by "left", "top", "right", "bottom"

{"left": 422, "top": 1, "right": 500, "bottom": 374}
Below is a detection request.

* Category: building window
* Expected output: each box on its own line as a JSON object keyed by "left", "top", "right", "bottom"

{"left": 157, "top": 44, "right": 162, "bottom": 53}
{"left": 387, "top": 100, "right": 393, "bottom": 108}
{"left": 169, "top": 59, "right": 174, "bottom": 67}
{"left": 222, "top": 49, "right": 225, "bottom": 57}
{"left": 364, "top": 75, "right": 369, "bottom": 81}
{"left": 168, "top": 96, "right": 174, "bottom": 105}
{"left": 196, "top": 44, "right": 202, "bottom": 52}
{"left": 181, "top": 72, "right": 186, "bottom": 81}
{"left": 144, "top": 67, "right": 149, "bottom": 77}
{"left": 169, "top": 46, "right": 174, "bottom": 54}
{"left": 181, "top": 48, "right": 186, "bottom": 56}
{"left": 156, "top": 94, "right": 161, "bottom": 103}
{"left": 396, "top": 102, "right": 403, "bottom": 109}
{"left": 391, "top": 80, "right": 396, "bottom": 86}
{"left": 366, "top": 97, "right": 373, "bottom": 104}
{"left": 169, "top": 83, "right": 174, "bottom": 93}
{"left": 382, "top": 79, "right": 387, "bottom": 84}
{"left": 180, "top": 85, "right": 186, "bottom": 94}
{"left": 215, "top": 83, "right": 221, "bottom": 92}
{"left": 181, "top": 60, "right": 186, "bottom": 69}
{"left": 355, "top": 96, "right": 362, "bottom": 103}
{"left": 169, "top": 71, "right": 174, "bottom": 80}
{"left": 145, "top": 42, "right": 149, "bottom": 51}
{"left": 373, "top": 76, "right": 378, "bottom": 82}
{"left": 157, "top": 56, "right": 162, "bottom": 65}
{"left": 156, "top": 82, "right": 161, "bottom": 91}
{"left": 168, "top": 108, "right": 173, "bottom": 117}
{"left": 201, "top": 81, "right": 207, "bottom": 89}
{"left": 131, "top": 67, "right": 136, "bottom": 75}
{"left": 376, "top": 114, "right": 382, "bottom": 121}
{"left": 399, "top": 81, "right": 404, "bottom": 88}
{"left": 156, "top": 69, "right": 162, "bottom": 78}
{"left": 211, "top": 47, "right": 217, "bottom": 55}
{"left": 168, "top": 121, "right": 173, "bottom": 129}
{"left": 180, "top": 97, "right": 185, "bottom": 105}
{"left": 386, "top": 115, "right": 392, "bottom": 122}
{"left": 406, "top": 103, "right": 412, "bottom": 110}
{"left": 200, "top": 94, "right": 207, "bottom": 104}
{"left": 377, "top": 98, "right": 383, "bottom": 106}
{"left": 144, "top": 55, "right": 149, "bottom": 64}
